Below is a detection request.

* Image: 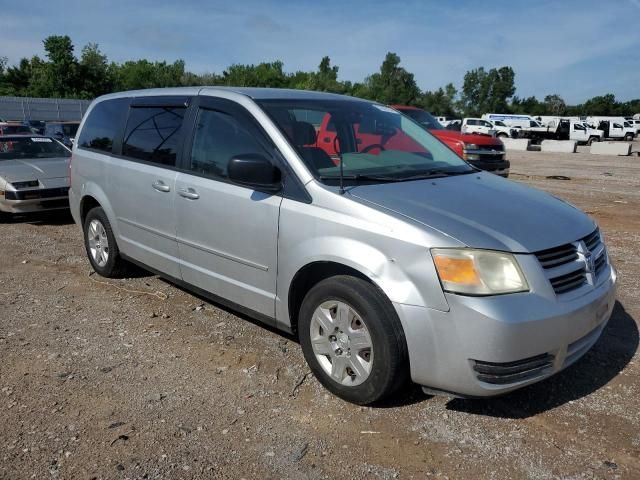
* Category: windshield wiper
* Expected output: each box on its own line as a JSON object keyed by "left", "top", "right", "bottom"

{"left": 319, "top": 174, "right": 398, "bottom": 182}
{"left": 319, "top": 169, "right": 472, "bottom": 183}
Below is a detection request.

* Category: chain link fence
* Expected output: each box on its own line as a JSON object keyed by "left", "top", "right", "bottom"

{"left": 0, "top": 96, "right": 91, "bottom": 122}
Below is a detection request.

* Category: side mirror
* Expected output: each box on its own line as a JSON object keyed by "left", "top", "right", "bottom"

{"left": 228, "top": 153, "right": 282, "bottom": 193}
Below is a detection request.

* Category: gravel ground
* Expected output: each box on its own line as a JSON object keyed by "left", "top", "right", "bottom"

{"left": 1, "top": 143, "right": 639, "bottom": 479}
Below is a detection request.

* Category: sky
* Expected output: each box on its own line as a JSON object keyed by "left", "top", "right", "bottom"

{"left": 1, "top": 0, "right": 639, "bottom": 104}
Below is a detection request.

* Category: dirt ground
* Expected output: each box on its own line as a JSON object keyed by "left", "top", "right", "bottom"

{"left": 1, "top": 143, "right": 639, "bottom": 480}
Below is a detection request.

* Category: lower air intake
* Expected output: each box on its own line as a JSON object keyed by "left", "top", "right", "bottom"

{"left": 473, "top": 353, "right": 554, "bottom": 385}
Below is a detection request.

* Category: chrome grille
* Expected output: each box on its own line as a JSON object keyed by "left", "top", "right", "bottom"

{"left": 535, "top": 244, "right": 578, "bottom": 269}
{"left": 583, "top": 229, "right": 602, "bottom": 251}
{"left": 534, "top": 228, "right": 608, "bottom": 296}
{"left": 549, "top": 268, "right": 587, "bottom": 294}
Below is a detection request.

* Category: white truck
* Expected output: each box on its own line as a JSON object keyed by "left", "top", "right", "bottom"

{"left": 462, "top": 118, "right": 516, "bottom": 138}
{"left": 586, "top": 117, "right": 636, "bottom": 141}
{"left": 536, "top": 117, "right": 603, "bottom": 145}
{"left": 624, "top": 119, "right": 640, "bottom": 135}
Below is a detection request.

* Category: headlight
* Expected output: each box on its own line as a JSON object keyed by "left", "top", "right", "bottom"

{"left": 463, "top": 144, "right": 478, "bottom": 151}
{"left": 10, "top": 180, "right": 39, "bottom": 189}
{"left": 432, "top": 248, "right": 529, "bottom": 295}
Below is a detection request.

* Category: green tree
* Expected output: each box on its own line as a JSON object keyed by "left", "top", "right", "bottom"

{"left": 78, "top": 43, "right": 113, "bottom": 99}
{"left": 361, "top": 52, "right": 420, "bottom": 105}
{"left": 420, "top": 83, "right": 458, "bottom": 116}
{"left": 511, "top": 95, "right": 545, "bottom": 115}
{"left": 112, "top": 59, "right": 186, "bottom": 90}
{"left": 579, "top": 94, "right": 619, "bottom": 116}
{"left": 305, "top": 56, "right": 344, "bottom": 93}
{"left": 543, "top": 94, "right": 567, "bottom": 115}
{"left": 30, "top": 35, "right": 80, "bottom": 97}
{"left": 221, "top": 61, "right": 288, "bottom": 88}
{"left": 460, "top": 66, "right": 516, "bottom": 116}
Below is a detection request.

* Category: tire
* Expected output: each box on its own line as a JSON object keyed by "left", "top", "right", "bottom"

{"left": 298, "top": 275, "right": 409, "bottom": 405}
{"left": 497, "top": 132, "right": 508, "bottom": 138}
{"left": 587, "top": 136, "right": 598, "bottom": 146}
{"left": 0, "top": 210, "right": 10, "bottom": 223}
{"left": 624, "top": 134, "right": 634, "bottom": 141}
{"left": 83, "top": 206, "right": 128, "bottom": 278}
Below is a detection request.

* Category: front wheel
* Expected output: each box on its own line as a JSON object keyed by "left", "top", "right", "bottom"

{"left": 497, "top": 132, "right": 508, "bottom": 138}
{"left": 624, "top": 133, "right": 634, "bottom": 141}
{"left": 587, "top": 136, "right": 599, "bottom": 146}
{"left": 298, "top": 276, "right": 409, "bottom": 405}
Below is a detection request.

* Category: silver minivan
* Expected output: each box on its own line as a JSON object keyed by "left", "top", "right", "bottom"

{"left": 70, "top": 87, "right": 617, "bottom": 405}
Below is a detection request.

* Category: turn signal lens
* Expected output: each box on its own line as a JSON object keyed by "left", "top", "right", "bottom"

{"left": 432, "top": 248, "right": 529, "bottom": 296}
{"left": 433, "top": 256, "right": 481, "bottom": 286}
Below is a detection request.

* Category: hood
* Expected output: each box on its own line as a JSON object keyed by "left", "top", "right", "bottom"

{"left": 430, "top": 129, "right": 501, "bottom": 146}
{"left": 0, "top": 157, "right": 70, "bottom": 183}
{"left": 348, "top": 172, "right": 595, "bottom": 252}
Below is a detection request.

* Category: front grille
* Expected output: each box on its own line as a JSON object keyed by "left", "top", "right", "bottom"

{"left": 534, "top": 228, "right": 608, "bottom": 296}
{"left": 473, "top": 353, "right": 554, "bottom": 385}
{"left": 594, "top": 254, "right": 606, "bottom": 276}
{"left": 476, "top": 144, "right": 504, "bottom": 152}
{"left": 40, "top": 198, "right": 69, "bottom": 209}
{"left": 549, "top": 268, "right": 587, "bottom": 294}
{"left": 535, "top": 243, "right": 578, "bottom": 269}
{"left": 5, "top": 187, "right": 69, "bottom": 201}
{"left": 583, "top": 229, "right": 601, "bottom": 251}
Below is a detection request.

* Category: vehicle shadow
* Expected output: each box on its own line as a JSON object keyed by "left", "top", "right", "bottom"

{"left": 445, "top": 300, "right": 638, "bottom": 418}
{"left": 2, "top": 210, "right": 75, "bottom": 226}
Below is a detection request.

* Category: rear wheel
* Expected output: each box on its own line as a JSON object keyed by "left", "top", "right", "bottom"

{"left": 298, "top": 275, "right": 409, "bottom": 405}
{"left": 83, "top": 206, "right": 128, "bottom": 277}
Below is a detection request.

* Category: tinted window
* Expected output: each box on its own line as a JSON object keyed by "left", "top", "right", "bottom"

{"left": 0, "top": 137, "right": 70, "bottom": 160}
{"left": 77, "top": 98, "right": 129, "bottom": 153}
{"left": 1, "top": 125, "right": 31, "bottom": 134}
{"left": 189, "top": 109, "right": 268, "bottom": 179}
{"left": 122, "top": 107, "right": 185, "bottom": 166}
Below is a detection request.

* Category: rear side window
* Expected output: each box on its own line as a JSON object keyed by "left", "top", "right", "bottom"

{"left": 188, "top": 108, "right": 267, "bottom": 180}
{"left": 123, "top": 107, "right": 186, "bottom": 166}
{"left": 78, "top": 98, "right": 129, "bottom": 153}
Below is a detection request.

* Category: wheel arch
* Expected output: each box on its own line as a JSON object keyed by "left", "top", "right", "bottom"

{"left": 287, "top": 261, "right": 377, "bottom": 335}
{"left": 77, "top": 182, "right": 119, "bottom": 237}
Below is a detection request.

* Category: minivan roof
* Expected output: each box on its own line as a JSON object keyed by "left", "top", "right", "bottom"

{"left": 95, "top": 86, "right": 369, "bottom": 103}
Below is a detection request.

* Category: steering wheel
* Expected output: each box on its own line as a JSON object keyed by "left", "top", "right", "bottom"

{"left": 360, "top": 143, "right": 386, "bottom": 154}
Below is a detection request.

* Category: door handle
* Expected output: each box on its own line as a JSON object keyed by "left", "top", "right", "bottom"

{"left": 178, "top": 188, "right": 200, "bottom": 200}
{"left": 152, "top": 180, "right": 171, "bottom": 192}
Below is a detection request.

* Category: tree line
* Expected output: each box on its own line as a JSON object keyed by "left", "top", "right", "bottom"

{"left": 1, "top": 35, "right": 638, "bottom": 118}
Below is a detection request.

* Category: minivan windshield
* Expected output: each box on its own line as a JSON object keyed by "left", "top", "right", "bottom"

{"left": 258, "top": 99, "right": 472, "bottom": 185}
{"left": 396, "top": 108, "right": 443, "bottom": 130}
{"left": 0, "top": 137, "right": 71, "bottom": 160}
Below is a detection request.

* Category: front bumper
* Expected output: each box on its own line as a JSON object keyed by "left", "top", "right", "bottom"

{"left": 394, "top": 263, "right": 617, "bottom": 397}
{"left": 0, "top": 187, "right": 70, "bottom": 214}
{"left": 468, "top": 159, "right": 510, "bottom": 177}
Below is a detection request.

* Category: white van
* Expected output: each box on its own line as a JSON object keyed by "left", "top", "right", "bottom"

{"left": 482, "top": 113, "right": 536, "bottom": 129}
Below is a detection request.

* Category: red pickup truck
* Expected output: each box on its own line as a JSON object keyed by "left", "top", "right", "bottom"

{"left": 308, "top": 106, "right": 509, "bottom": 177}
{"left": 390, "top": 106, "right": 510, "bottom": 177}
